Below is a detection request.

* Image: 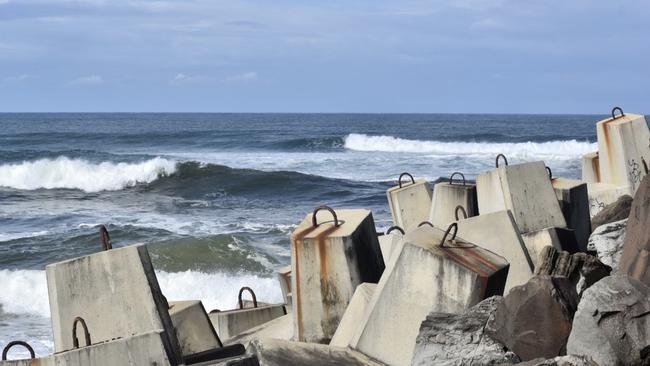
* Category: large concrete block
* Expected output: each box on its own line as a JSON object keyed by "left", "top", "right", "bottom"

{"left": 456, "top": 210, "right": 534, "bottom": 293}
{"left": 386, "top": 173, "right": 432, "bottom": 231}
{"left": 290, "top": 206, "right": 385, "bottom": 343}
{"left": 276, "top": 266, "right": 292, "bottom": 307}
{"left": 521, "top": 227, "right": 579, "bottom": 269}
{"left": 329, "top": 283, "right": 376, "bottom": 348}
{"left": 377, "top": 226, "right": 404, "bottom": 263}
{"left": 45, "top": 244, "right": 183, "bottom": 364}
{"left": 586, "top": 182, "right": 631, "bottom": 217}
{"left": 581, "top": 151, "right": 600, "bottom": 183}
{"left": 477, "top": 159, "right": 566, "bottom": 233}
{"left": 552, "top": 178, "right": 591, "bottom": 251}
{"left": 248, "top": 338, "right": 383, "bottom": 366}
{"left": 429, "top": 172, "right": 478, "bottom": 228}
{"left": 596, "top": 108, "right": 650, "bottom": 193}
{"left": 349, "top": 224, "right": 509, "bottom": 366}
{"left": 224, "top": 314, "right": 293, "bottom": 348}
{"left": 169, "top": 300, "right": 223, "bottom": 356}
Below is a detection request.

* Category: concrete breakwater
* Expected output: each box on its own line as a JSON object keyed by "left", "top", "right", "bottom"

{"left": 1, "top": 107, "right": 650, "bottom": 365}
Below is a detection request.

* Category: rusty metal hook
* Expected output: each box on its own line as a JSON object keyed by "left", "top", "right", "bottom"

{"left": 611, "top": 107, "right": 625, "bottom": 120}
{"left": 546, "top": 166, "right": 553, "bottom": 180}
{"left": 72, "top": 317, "right": 91, "bottom": 349}
{"left": 455, "top": 205, "right": 467, "bottom": 221}
{"left": 99, "top": 225, "right": 112, "bottom": 251}
{"left": 495, "top": 154, "right": 508, "bottom": 168}
{"left": 449, "top": 172, "right": 466, "bottom": 186}
{"left": 386, "top": 226, "right": 405, "bottom": 235}
{"left": 2, "top": 341, "right": 35, "bottom": 361}
{"left": 398, "top": 172, "right": 415, "bottom": 188}
{"left": 418, "top": 221, "right": 434, "bottom": 228}
{"left": 440, "top": 222, "right": 458, "bottom": 247}
{"left": 238, "top": 286, "right": 258, "bottom": 309}
{"left": 312, "top": 205, "right": 340, "bottom": 227}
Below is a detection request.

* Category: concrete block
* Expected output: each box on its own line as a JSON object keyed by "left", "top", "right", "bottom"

{"left": 291, "top": 206, "right": 385, "bottom": 343}
{"left": 224, "top": 314, "right": 293, "bottom": 348}
{"left": 586, "top": 182, "right": 631, "bottom": 217}
{"left": 581, "top": 151, "right": 600, "bottom": 183}
{"left": 248, "top": 338, "right": 384, "bottom": 366}
{"left": 209, "top": 296, "right": 287, "bottom": 341}
{"left": 45, "top": 244, "right": 183, "bottom": 364}
{"left": 596, "top": 109, "right": 650, "bottom": 193}
{"left": 477, "top": 159, "right": 567, "bottom": 233}
{"left": 429, "top": 172, "right": 478, "bottom": 227}
{"left": 276, "top": 266, "right": 291, "bottom": 306}
{"left": 350, "top": 224, "right": 509, "bottom": 366}
{"left": 456, "top": 210, "right": 534, "bottom": 293}
{"left": 169, "top": 300, "right": 223, "bottom": 356}
{"left": 552, "top": 178, "right": 591, "bottom": 251}
{"left": 521, "top": 227, "right": 579, "bottom": 269}
{"left": 386, "top": 173, "right": 432, "bottom": 231}
{"left": 329, "top": 283, "right": 376, "bottom": 348}
{"left": 377, "top": 226, "right": 404, "bottom": 263}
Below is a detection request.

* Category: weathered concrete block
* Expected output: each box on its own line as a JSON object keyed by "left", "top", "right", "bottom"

{"left": 224, "top": 314, "right": 293, "bottom": 348}
{"left": 486, "top": 276, "right": 579, "bottom": 361}
{"left": 386, "top": 173, "right": 432, "bottom": 231}
{"left": 291, "top": 206, "right": 385, "bottom": 343}
{"left": 477, "top": 159, "right": 567, "bottom": 233}
{"left": 377, "top": 226, "right": 404, "bottom": 263}
{"left": 429, "top": 172, "right": 478, "bottom": 228}
{"left": 587, "top": 218, "right": 627, "bottom": 271}
{"left": 349, "top": 224, "right": 509, "bottom": 366}
{"left": 210, "top": 304, "right": 287, "bottom": 341}
{"left": 329, "top": 283, "right": 376, "bottom": 348}
{"left": 45, "top": 244, "right": 183, "bottom": 364}
{"left": 590, "top": 194, "right": 632, "bottom": 231}
{"left": 248, "top": 338, "right": 384, "bottom": 366}
{"left": 169, "top": 300, "right": 223, "bottom": 356}
{"left": 411, "top": 296, "right": 520, "bottom": 366}
{"left": 456, "top": 210, "right": 534, "bottom": 293}
{"left": 620, "top": 174, "right": 650, "bottom": 285}
{"left": 521, "top": 227, "right": 579, "bottom": 269}
{"left": 586, "top": 182, "right": 631, "bottom": 218}
{"left": 596, "top": 109, "right": 650, "bottom": 193}
{"left": 276, "top": 266, "right": 292, "bottom": 306}
{"left": 552, "top": 178, "right": 591, "bottom": 251}
{"left": 535, "top": 246, "right": 611, "bottom": 297}
{"left": 581, "top": 151, "right": 600, "bottom": 183}
{"left": 567, "top": 275, "right": 650, "bottom": 366}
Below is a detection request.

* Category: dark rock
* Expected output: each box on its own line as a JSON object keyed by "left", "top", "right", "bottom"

{"left": 412, "top": 296, "right": 520, "bottom": 366}
{"left": 535, "top": 246, "right": 611, "bottom": 296}
{"left": 506, "top": 355, "right": 599, "bottom": 366}
{"left": 567, "top": 275, "right": 650, "bottom": 366}
{"left": 486, "top": 276, "right": 579, "bottom": 361}
{"left": 590, "top": 194, "right": 632, "bottom": 231}
{"left": 620, "top": 175, "right": 650, "bottom": 285}
{"left": 586, "top": 218, "right": 627, "bottom": 271}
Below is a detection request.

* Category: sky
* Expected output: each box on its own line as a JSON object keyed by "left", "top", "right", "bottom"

{"left": 0, "top": 0, "right": 648, "bottom": 113}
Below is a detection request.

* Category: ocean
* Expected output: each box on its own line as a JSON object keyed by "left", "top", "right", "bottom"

{"left": 0, "top": 113, "right": 602, "bottom": 357}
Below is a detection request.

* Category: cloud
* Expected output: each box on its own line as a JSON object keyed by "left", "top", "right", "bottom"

{"left": 223, "top": 72, "right": 257, "bottom": 84}
{"left": 65, "top": 75, "right": 104, "bottom": 86}
{"left": 2, "top": 74, "right": 33, "bottom": 83}
{"left": 169, "top": 72, "right": 207, "bottom": 85}
{"left": 470, "top": 18, "right": 509, "bottom": 31}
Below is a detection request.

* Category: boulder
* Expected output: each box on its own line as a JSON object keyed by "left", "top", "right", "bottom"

{"left": 486, "top": 276, "right": 579, "bottom": 361}
{"left": 620, "top": 175, "right": 650, "bottom": 285}
{"left": 566, "top": 275, "right": 650, "bottom": 366}
{"left": 411, "top": 296, "right": 520, "bottom": 366}
{"left": 590, "top": 194, "right": 632, "bottom": 231}
{"left": 535, "top": 246, "right": 611, "bottom": 296}
{"left": 586, "top": 218, "right": 627, "bottom": 271}
{"left": 510, "top": 355, "right": 600, "bottom": 366}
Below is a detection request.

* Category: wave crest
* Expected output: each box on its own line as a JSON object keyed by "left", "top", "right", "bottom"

{"left": 343, "top": 133, "right": 597, "bottom": 159}
{"left": 0, "top": 156, "right": 177, "bottom": 192}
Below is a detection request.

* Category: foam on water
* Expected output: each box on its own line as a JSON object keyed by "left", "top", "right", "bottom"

{"left": 0, "top": 156, "right": 177, "bottom": 192}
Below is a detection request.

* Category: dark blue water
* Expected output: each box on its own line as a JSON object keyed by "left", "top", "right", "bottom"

{"left": 0, "top": 113, "right": 603, "bottom": 355}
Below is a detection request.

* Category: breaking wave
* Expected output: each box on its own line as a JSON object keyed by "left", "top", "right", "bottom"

{"left": 0, "top": 157, "right": 177, "bottom": 192}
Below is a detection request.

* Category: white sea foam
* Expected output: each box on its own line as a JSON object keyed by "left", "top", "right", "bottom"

{"left": 344, "top": 133, "right": 597, "bottom": 159}
{"left": 0, "top": 156, "right": 177, "bottom": 192}
{"left": 0, "top": 269, "right": 282, "bottom": 318}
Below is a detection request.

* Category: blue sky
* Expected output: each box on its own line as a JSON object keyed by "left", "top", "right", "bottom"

{"left": 0, "top": 0, "right": 648, "bottom": 113}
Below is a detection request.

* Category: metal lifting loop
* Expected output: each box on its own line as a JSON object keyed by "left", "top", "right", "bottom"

{"left": 455, "top": 205, "right": 467, "bottom": 221}
{"left": 643, "top": 158, "right": 649, "bottom": 175}
{"left": 440, "top": 222, "right": 458, "bottom": 247}
{"left": 238, "top": 286, "right": 258, "bottom": 309}
{"left": 611, "top": 107, "right": 625, "bottom": 120}
{"left": 398, "top": 172, "right": 415, "bottom": 188}
{"left": 72, "top": 317, "right": 91, "bottom": 349}
{"left": 449, "top": 172, "right": 466, "bottom": 186}
{"left": 2, "top": 341, "right": 35, "bottom": 361}
{"left": 386, "top": 226, "right": 405, "bottom": 235}
{"left": 418, "top": 221, "right": 434, "bottom": 228}
{"left": 311, "top": 205, "right": 340, "bottom": 227}
{"left": 99, "top": 225, "right": 112, "bottom": 251}
{"left": 495, "top": 154, "right": 508, "bottom": 168}
{"left": 546, "top": 166, "right": 553, "bottom": 180}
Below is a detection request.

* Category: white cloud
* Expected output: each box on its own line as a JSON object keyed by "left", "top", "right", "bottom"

{"left": 169, "top": 73, "right": 207, "bottom": 85}
{"left": 223, "top": 72, "right": 257, "bottom": 84}
{"left": 66, "top": 75, "right": 104, "bottom": 86}
{"left": 470, "top": 18, "right": 509, "bottom": 31}
{"left": 3, "top": 74, "right": 33, "bottom": 83}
